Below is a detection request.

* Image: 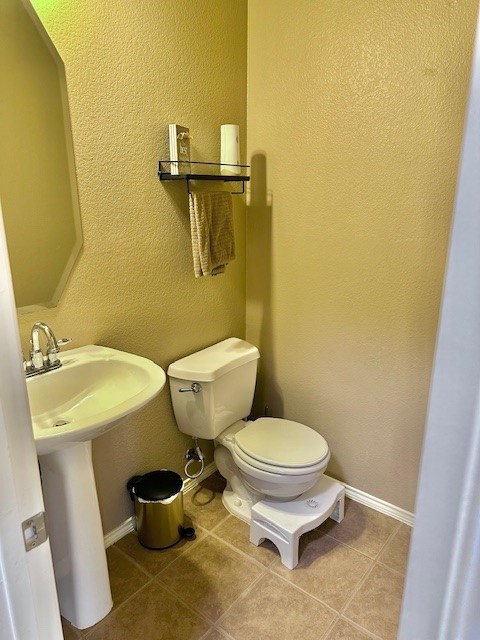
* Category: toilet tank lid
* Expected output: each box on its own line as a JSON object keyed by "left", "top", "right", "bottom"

{"left": 167, "top": 338, "right": 259, "bottom": 382}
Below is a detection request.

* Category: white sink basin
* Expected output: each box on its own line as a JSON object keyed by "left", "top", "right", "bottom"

{"left": 29, "top": 344, "right": 166, "bottom": 629}
{"left": 28, "top": 344, "right": 166, "bottom": 455}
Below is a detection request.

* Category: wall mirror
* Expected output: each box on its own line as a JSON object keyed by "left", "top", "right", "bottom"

{"left": 0, "top": 0, "right": 82, "bottom": 312}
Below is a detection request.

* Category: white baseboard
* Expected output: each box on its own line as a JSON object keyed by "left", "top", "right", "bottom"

{"left": 182, "top": 461, "right": 218, "bottom": 494}
{"left": 103, "top": 462, "right": 218, "bottom": 548}
{"left": 104, "top": 516, "right": 136, "bottom": 548}
{"left": 325, "top": 475, "right": 415, "bottom": 527}
{"left": 180, "top": 462, "right": 415, "bottom": 526}
{"left": 104, "top": 464, "right": 414, "bottom": 547}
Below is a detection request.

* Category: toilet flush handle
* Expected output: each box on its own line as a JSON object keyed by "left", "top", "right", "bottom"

{"left": 179, "top": 382, "right": 202, "bottom": 393}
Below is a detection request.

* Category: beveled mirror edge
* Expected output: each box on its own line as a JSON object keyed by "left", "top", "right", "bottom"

{"left": 16, "top": 0, "right": 83, "bottom": 314}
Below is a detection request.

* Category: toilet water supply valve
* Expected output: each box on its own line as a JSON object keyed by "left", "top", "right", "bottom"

{"left": 184, "top": 436, "right": 205, "bottom": 479}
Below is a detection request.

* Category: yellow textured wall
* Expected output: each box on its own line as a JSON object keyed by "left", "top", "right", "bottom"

{"left": 17, "top": 0, "right": 247, "bottom": 533}
{"left": 247, "top": 0, "right": 478, "bottom": 511}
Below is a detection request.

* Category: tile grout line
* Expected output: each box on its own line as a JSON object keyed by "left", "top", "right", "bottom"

{"left": 263, "top": 564, "right": 345, "bottom": 618}
{"left": 376, "top": 558, "right": 407, "bottom": 578}
{"left": 338, "top": 560, "right": 377, "bottom": 618}
{"left": 116, "top": 509, "right": 396, "bottom": 581}
{"left": 206, "top": 519, "right": 402, "bottom": 640}
{"left": 82, "top": 578, "right": 154, "bottom": 638}
{"left": 197, "top": 620, "right": 236, "bottom": 640}
{"left": 210, "top": 627, "right": 236, "bottom": 640}
{"left": 374, "top": 520, "right": 403, "bottom": 561}
{"left": 339, "top": 613, "right": 386, "bottom": 640}
{"left": 333, "top": 519, "right": 404, "bottom": 635}
{"left": 207, "top": 518, "right": 398, "bottom": 575}
{"left": 326, "top": 516, "right": 402, "bottom": 563}
{"left": 152, "top": 574, "right": 219, "bottom": 627}
{"left": 136, "top": 523, "right": 281, "bottom": 631}
{"left": 213, "top": 563, "right": 271, "bottom": 631}
{"left": 321, "top": 614, "right": 385, "bottom": 640}
{"left": 335, "top": 553, "right": 404, "bottom": 640}
{"left": 320, "top": 515, "right": 404, "bottom": 628}
{"left": 149, "top": 537, "right": 222, "bottom": 627}
{"left": 252, "top": 524, "right": 394, "bottom": 620}
{"left": 84, "top": 542, "right": 225, "bottom": 639}
{"left": 257, "top": 563, "right": 385, "bottom": 640}
{"left": 165, "top": 526, "right": 275, "bottom": 574}
{"left": 207, "top": 511, "right": 233, "bottom": 532}
{"left": 112, "top": 530, "right": 205, "bottom": 579}
{"left": 318, "top": 614, "right": 341, "bottom": 640}
{"left": 322, "top": 530, "right": 394, "bottom": 564}
{"left": 187, "top": 491, "right": 403, "bottom": 568}
{"left": 110, "top": 543, "right": 157, "bottom": 579}
{"left": 84, "top": 531, "right": 229, "bottom": 637}
{"left": 151, "top": 532, "right": 271, "bottom": 628}
{"left": 204, "top": 526, "right": 279, "bottom": 570}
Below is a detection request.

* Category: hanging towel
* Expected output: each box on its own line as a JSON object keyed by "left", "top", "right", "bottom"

{"left": 189, "top": 191, "right": 235, "bottom": 277}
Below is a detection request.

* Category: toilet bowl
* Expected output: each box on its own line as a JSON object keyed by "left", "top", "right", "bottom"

{"left": 217, "top": 418, "right": 330, "bottom": 499}
{"left": 168, "top": 338, "right": 344, "bottom": 568}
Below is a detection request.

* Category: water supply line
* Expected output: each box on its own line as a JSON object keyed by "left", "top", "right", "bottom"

{"left": 184, "top": 437, "right": 205, "bottom": 479}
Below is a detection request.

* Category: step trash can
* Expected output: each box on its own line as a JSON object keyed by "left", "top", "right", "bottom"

{"left": 127, "top": 470, "right": 195, "bottom": 549}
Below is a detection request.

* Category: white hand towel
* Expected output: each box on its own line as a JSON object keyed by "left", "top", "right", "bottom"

{"left": 189, "top": 191, "right": 235, "bottom": 277}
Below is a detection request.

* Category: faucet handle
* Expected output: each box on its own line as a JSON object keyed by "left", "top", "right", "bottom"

{"left": 57, "top": 337, "right": 73, "bottom": 347}
{"left": 48, "top": 337, "right": 72, "bottom": 354}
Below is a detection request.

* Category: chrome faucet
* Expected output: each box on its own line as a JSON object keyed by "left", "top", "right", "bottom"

{"left": 24, "top": 322, "right": 72, "bottom": 377}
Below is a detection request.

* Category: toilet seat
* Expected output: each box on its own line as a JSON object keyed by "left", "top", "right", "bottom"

{"left": 232, "top": 418, "right": 330, "bottom": 476}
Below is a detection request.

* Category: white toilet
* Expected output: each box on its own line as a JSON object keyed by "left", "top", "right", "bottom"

{"left": 168, "top": 337, "right": 345, "bottom": 568}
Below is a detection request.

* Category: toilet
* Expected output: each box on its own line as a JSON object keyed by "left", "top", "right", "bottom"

{"left": 168, "top": 337, "right": 345, "bottom": 568}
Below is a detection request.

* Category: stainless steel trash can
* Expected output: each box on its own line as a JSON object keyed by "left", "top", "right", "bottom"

{"left": 127, "top": 470, "right": 194, "bottom": 549}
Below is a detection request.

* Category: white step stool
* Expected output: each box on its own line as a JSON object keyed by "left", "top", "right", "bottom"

{"left": 250, "top": 476, "right": 345, "bottom": 569}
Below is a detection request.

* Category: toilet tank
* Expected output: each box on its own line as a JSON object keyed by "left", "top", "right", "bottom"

{"left": 167, "top": 338, "right": 260, "bottom": 439}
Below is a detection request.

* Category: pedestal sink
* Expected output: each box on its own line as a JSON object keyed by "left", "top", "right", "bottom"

{"left": 27, "top": 345, "right": 166, "bottom": 629}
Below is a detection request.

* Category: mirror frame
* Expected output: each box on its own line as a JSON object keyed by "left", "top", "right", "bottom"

{"left": 3, "top": 0, "right": 83, "bottom": 313}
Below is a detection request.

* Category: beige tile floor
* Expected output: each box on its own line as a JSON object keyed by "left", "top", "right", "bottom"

{"left": 62, "top": 474, "right": 411, "bottom": 640}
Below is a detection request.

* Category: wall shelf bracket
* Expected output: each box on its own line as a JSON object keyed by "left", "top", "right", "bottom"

{"left": 158, "top": 161, "right": 250, "bottom": 195}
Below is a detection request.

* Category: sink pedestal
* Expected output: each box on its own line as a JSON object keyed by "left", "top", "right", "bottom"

{"left": 39, "top": 441, "right": 113, "bottom": 629}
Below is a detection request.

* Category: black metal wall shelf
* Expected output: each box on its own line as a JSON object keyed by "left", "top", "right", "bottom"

{"left": 158, "top": 161, "right": 250, "bottom": 195}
